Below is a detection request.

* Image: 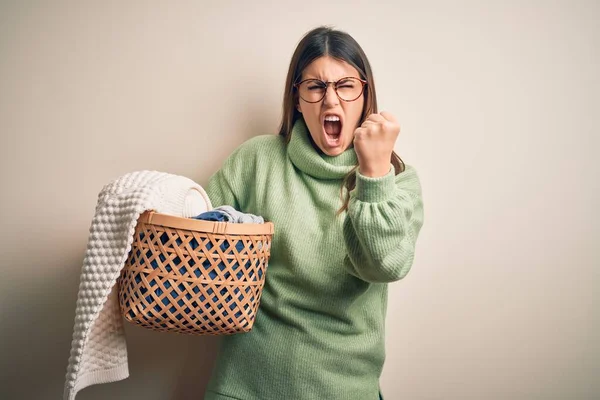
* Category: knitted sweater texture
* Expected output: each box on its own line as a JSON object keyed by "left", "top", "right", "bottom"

{"left": 203, "top": 117, "right": 424, "bottom": 400}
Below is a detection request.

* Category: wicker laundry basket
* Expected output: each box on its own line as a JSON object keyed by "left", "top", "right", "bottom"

{"left": 118, "top": 210, "right": 274, "bottom": 335}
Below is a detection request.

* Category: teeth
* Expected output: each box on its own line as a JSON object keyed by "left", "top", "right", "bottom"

{"left": 324, "top": 115, "right": 340, "bottom": 122}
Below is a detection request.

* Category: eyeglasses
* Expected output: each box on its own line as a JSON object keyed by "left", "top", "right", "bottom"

{"left": 294, "top": 77, "right": 368, "bottom": 103}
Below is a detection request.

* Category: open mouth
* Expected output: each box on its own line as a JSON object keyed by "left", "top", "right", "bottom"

{"left": 323, "top": 117, "right": 342, "bottom": 147}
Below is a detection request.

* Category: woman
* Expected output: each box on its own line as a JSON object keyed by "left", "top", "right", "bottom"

{"left": 204, "top": 25, "right": 424, "bottom": 400}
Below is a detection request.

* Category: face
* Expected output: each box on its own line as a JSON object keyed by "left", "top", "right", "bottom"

{"left": 296, "top": 56, "right": 365, "bottom": 156}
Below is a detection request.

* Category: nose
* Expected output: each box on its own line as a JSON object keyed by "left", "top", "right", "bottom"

{"left": 323, "top": 84, "right": 339, "bottom": 107}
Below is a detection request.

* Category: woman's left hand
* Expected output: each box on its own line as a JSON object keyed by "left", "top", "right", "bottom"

{"left": 353, "top": 111, "right": 400, "bottom": 177}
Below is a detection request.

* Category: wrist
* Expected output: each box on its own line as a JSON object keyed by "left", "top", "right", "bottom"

{"left": 358, "top": 162, "right": 392, "bottom": 178}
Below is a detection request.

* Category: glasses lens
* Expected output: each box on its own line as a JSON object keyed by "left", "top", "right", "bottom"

{"left": 298, "top": 80, "right": 326, "bottom": 102}
{"left": 335, "top": 77, "right": 364, "bottom": 101}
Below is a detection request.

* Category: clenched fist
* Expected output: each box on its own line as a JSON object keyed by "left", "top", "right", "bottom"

{"left": 353, "top": 111, "right": 400, "bottom": 177}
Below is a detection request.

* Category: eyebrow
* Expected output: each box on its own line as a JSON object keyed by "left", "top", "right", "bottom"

{"left": 304, "top": 76, "right": 358, "bottom": 81}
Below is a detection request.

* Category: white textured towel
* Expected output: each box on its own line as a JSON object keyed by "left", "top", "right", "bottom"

{"left": 63, "top": 170, "right": 212, "bottom": 400}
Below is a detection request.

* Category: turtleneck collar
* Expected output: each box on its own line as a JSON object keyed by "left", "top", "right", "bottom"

{"left": 287, "top": 117, "right": 358, "bottom": 180}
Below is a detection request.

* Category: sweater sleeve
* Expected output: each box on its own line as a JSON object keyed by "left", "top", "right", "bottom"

{"left": 342, "top": 164, "right": 424, "bottom": 283}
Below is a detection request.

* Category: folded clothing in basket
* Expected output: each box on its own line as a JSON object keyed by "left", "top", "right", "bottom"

{"left": 193, "top": 205, "right": 264, "bottom": 224}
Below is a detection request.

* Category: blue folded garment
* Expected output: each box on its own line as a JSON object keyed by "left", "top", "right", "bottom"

{"left": 193, "top": 210, "right": 229, "bottom": 222}
{"left": 193, "top": 206, "right": 264, "bottom": 224}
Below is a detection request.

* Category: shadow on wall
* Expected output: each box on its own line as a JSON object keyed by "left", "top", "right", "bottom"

{"left": 0, "top": 243, "right": 86, "bottom": 399}
{"left": 170, "top": 333, "right": 221, "bottom": 400}
{"left": 80, "top": 324, "right": 221, "bottom": 400}
{"left": 0, "top": 229, "right": 220, "bottom": 400}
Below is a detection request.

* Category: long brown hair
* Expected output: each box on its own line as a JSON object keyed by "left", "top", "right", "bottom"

{"left": 278, "top": 26, "right": 404, "bottom": 215}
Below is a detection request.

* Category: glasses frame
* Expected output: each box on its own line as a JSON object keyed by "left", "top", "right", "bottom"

{"left": 293, "top": 76, "right": 368, "bottom": 103}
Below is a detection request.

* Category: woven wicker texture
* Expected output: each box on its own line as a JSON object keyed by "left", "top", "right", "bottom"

{"left": 118, "top": 211, "right": 273, "bottom": 335}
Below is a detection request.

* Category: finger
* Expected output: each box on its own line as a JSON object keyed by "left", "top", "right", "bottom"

{"left": 353, "top": 127, "right": 368, "bottom": 138}
{"left": 379, "top": 111, "right": 397, "bottom": 123}
{"left": 365, "top": 113, "right": 386, "bottom": 123}
{"left": 361, "top": 120, "right": 378, "bottom": 128}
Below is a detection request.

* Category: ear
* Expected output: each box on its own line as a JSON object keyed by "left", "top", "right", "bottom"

{"left": 293, "top": 91, "right": 302, "bottom": 113}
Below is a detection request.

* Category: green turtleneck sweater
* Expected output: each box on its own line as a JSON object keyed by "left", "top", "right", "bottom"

{"left": 203, "top": 118, "right": 424, "bottom": 400}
